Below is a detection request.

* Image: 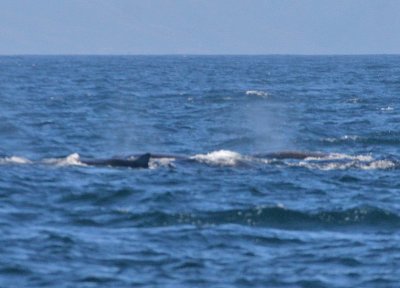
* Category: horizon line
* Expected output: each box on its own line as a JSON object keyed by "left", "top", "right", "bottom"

{"left": 0, "top": 53, "right": 399, "bottom": 57}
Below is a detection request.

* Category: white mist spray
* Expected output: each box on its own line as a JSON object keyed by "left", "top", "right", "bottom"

{"left": 243, "top": 98, "right": 293, "bottom": 153}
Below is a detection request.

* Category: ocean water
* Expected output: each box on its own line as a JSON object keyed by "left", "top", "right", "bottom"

{"left": 0, "top": 55, "right": 399, "bottom": 287}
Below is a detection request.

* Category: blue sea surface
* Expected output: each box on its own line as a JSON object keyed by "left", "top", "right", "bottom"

{"left": 0, "top": 55, "right": 400, "bottom": 287}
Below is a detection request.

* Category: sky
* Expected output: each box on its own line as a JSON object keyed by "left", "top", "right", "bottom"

{"left": 0, "top": 0, "right": 399, "bottom": 55}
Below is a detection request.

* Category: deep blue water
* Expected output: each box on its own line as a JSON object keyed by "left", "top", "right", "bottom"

{"left": 1, "top": 55, "right": 400, "bottom": 287}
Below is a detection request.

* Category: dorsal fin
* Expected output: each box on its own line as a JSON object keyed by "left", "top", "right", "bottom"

{"left": 133, "top": 153, "right": 151, "bottom": 168}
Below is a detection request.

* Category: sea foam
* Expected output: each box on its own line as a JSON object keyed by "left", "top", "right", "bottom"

{"left": 42, "top": 153, "right": 86, "bottom": 166}
{"left": 292, "top": 154, "right": 396, "bottom": 171}
{"left": 149, "top": 157, "right": 176, "bottom": 169}
{"left": 0, "top": 156, "right": 32, "bottom": 165}
{"left": 191, "top": 150, "right": 243, "bottom": 166}
{"left": 305, "top": 153, "right": 374, "bottom": 162}
{"left": 245, "top": 90, "right": 268, "bottom": 97}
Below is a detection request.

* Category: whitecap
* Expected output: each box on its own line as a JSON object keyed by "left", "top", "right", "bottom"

{"left": 191, "top": 150, "right": 243, "bottom": 166}
{"left": 294, "top": 161, "right": 355, "bottom": 171}
{"left": 323, "top": 137, "right": 337, "bottom": 143}
{"left": 288, "top": 156, "right": 395, "bottom": 171}
{"left": 149, "top": 157, "right": 176, "bottom": 169}
{"left": 258, "top": 158, "right": 278, "bottom": 165}
{"left": 42, "top": 153, "right": 86, "bottom": 166}
{"left": 305, "top": 153, "right": 373, "bottom": 162}
{"left": 347, "top": 97, "right": 360, "bottom": 104}
{"left": 358, "top": 160, "right": 396, "bottom": 170}
{"left": 0, "top": 156, "right": 32, "bottom": 165}
{"left": 323, "top": 135, "right": 359, "bottom": 143}
{"left": 245, "top": 90, "right": 268, "bottom": 97}
{"left": 341, "top": 135, "right": 359, "bottom": 141}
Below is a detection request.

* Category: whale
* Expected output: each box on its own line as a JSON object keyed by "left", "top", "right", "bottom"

{"left": 4, "top": 150, "right": 390, "bottom": 170}
{"left": 81, "top": 153, "right": 151, "bottom": 168}
{"left": 87, "top": 151, "right": 325, "bottom": 168}
{"left": 253, "top": 151, "right": 326, "bottom": 160}
{"left": 148, "top": 151, "right": 327, "bottom": 161}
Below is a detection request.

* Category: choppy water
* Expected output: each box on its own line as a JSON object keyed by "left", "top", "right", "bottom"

{"left": 1, "top": 55, "right": 400, "bottom": 287}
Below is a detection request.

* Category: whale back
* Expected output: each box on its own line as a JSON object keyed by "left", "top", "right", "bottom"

{"left": 82, "top": 153, "right": 151, "bottom": 168}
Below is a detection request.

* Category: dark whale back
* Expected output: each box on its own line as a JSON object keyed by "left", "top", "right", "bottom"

{"left": 81, "top": 151, "right": 327, "bottom": 169}
{"left": 82, "top": 153, "right": 150, "bottom": 168}
{"left": 256, "top": 151, "right": 326, "bottom": 160}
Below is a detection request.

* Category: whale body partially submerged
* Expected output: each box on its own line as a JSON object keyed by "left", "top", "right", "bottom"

{"left": 254, "top": 151, "right": 326, "bottom": 160}
{"left": 79, "top": 151, "right": 329, "bottom": 169}
{"left": 81, "top": 153, "right": 151, "bottom": 169}
{"left": 1, "top": 151, "right": 395, "bottom": 170}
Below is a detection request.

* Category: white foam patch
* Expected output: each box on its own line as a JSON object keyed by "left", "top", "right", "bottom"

{"left": 358, "top": 160, "right": 396, "bottom": 170}
{"left": 246, "top": 90, "right": 268, "bottom": 97}
{"left": 258, "top": 158, "right": 277, "bottom": 165}
{"left": 149, "top": 157, "right": 176, "bottom": 169}
{"left": 0, "top": 156, "right": 32, "bottom": 165}
{"left": 289, "top": 157, "right": 395, "bottom": 171}
{"left": 341, "top": 135, "right": 360, "bottom": 141}
{"left": 305, "top": 153, "right": 374, "bottom": 162}
{"left": 191, "top": 150, "right": 243, "bottom": 166}
{"left": 43, "top": 153, "right": 86, "bottom": 166}
{"left": 348, "top": 97, "right": 360, "bottom": 103}
{"left": 323, "top": 135, "right": 359, "bottom": 143}
{"left": 381, "top": 106, "right": 394, "bottom": 111}
{"left": 293, "top": 161, "right": 354, "bottom": 170}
